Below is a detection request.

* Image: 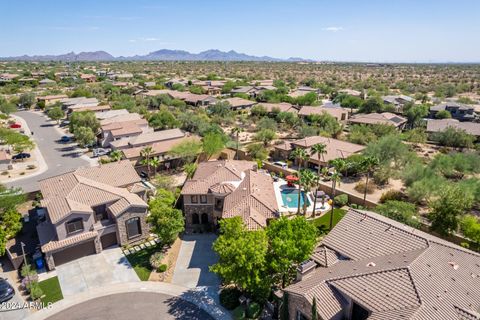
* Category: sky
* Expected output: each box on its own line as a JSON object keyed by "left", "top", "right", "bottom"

{"left": 1, "top": 0, "right": 480, "bottom": 62}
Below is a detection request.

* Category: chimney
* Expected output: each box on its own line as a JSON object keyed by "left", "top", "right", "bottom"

{"left": 296, "top": 259, "right": 316, "bottom": 281}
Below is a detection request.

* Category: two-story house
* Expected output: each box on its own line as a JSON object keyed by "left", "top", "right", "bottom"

{"left": 36, "top": 161, "right": 151, "bottom": 270}
{"left": 429, "top": 102, "right": 477, "bottom": 121}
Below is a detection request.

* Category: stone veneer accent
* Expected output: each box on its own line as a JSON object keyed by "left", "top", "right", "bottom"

{"left": 116, "top": 208, "right": 150, "bottom": 246}
{"left": 183, "top": 204, "right": 215, "bottom": 229}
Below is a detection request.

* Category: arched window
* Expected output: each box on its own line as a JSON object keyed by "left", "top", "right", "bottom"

{"left": 126, "top": 217, "right": 142, "bottom": 239}
{"left": 192, "top": 213, "right": 200, "bottom": 225}
{"left": 201, "top": 213, "right": 209, "bottom": 224}
{"left": 66, "top": 218, "right": 84, "bottom": 235}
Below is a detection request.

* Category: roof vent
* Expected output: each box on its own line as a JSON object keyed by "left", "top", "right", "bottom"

{"left": 448, "top": 261, "right": 459, "bottom": 270}
{"left": 366, "top": 262, "right": 376, "bottom": 267}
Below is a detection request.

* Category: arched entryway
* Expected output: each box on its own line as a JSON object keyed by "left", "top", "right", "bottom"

{"left": 192, "top": 213, "right": 200, "bottom": 225}
{"left": 201, "top": 213, "right": 209, "bottom": 224}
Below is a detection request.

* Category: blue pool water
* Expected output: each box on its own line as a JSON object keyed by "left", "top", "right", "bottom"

{"left": 280, "top": 189, "right": 311, "bottom": 208}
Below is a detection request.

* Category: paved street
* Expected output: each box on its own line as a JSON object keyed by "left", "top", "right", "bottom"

{"left": 55, "top": 247, "right": 139, "bottom": 298}
{"left": 46, "top": 292, "right": 214, "bottom": 320}
{"left": 0, "top": 272, "right": 31, "bottom": 320}
{"left": 6, "top": 111, "right": 92, "bottom": 193}
{"left": 172, "top": 234, "right": 220, "bottom": 288}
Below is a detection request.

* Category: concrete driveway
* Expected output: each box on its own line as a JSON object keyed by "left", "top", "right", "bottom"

{"left": 6, "top": 111, "right": 93, "bottom": 193}
{"left": 0, "top": 272, "right": 30, "bottom": 320}
{"left": 172, "top": 234, "right": 220, "bottom": 289}
{"left": 56, "top": 247, "right": 139, "bottom": 298}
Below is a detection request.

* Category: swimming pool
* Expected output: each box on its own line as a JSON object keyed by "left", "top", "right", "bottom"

{"left": 280, "top": 188, "right": 311, "bottom": 209}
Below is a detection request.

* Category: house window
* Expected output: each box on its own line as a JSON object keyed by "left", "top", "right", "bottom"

{"left": 126, "top": 217, "right": 142, "bottom": 239}
{"left": 93, "top": 204, "right": 107, "bottom": 222}
{"left": 200, "top": 195, "right": 207, "bottom": 203}
{"left": 66, "top": 218, "right": 84, "bottom": 235}
{"left": 191, "top": 195, "right": 198, "bottom": 203}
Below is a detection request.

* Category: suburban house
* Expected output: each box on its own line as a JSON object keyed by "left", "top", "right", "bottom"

{"left": 183, "top": 93, "right": 217, "bottom": 107}
{"left": 0, "top": 73, "right": 20, "bottom": 83}
{"left": 348, "top": 112, "right": 407, "bottom": 129}
{"left": 429, "top": 102, "right": 477, "bottom": 121}
{"left": 181, "top": 160, "right": 279, "bottom": 231}
{"left": 274, "top": 136, "right": 365, "bottom": 169}
{"left": 95, "top": 109, "right": 130, "bottom": 121}
{"left": 36, "top": 161, "right": 151, "bottom": 270}
{"left": 38, "top": 78, "right": 56, "bottom": 86}
{"left": 426, "top": 119, "right": 480, "bottom": 138}
{"left": 299, "top": 106, "right": 349, "bottom": 122}
{"left": 80, "top": 74, "right": 96, "bottom": 83}
{"left": 231, "top": 86, "right": 273, "bottom": 99}
{"left": 338, "top": 89, "right": 363, "bottom": 98}
{"left": 61, "top": 97, "right": 99, "bottom": 110}
{"left": 224, "top": 97, "right": 257, "bottom": 110}
{"left": 284, "top": 209, "right": 480, "bottom": 320}
{"left": 36, "top": 94, "right": 68, "bottom": 107}
{"left": 258, "top": 102, "right": 298, "bottom": 114}
{"left": 99, "top": 113, "right": 152, "bottom": 148}
{"left": 288, "top": 86, "right": 322, "bottom": 99}
{"left": 164, "top": 78, "right": 189, "bottom": 89}
{"left": 382, "top": 95, "right": 414, "bottom": 112}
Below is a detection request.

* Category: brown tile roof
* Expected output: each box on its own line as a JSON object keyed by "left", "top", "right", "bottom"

{"left": 286, "top": 209, "right": 480, "bottom": 320}
{"left": 426, "top": 119, "right": 480, "bottom": 137}
{"left": 224, "top": 97, "right": 257, "bottom": 108}
{"left": 37, "top": 94, "right": 68, "bottom": 101}
{"left": 258, "top": 102, "right": 297, "bottom": 113}
{"left": 129, "top": 128, "right": 184, "bottom": 146}
{"left": 349, "top": 112, "right": 407, "bottom": 127}
{"left": 298, "top": 106, "right": 349, "bottom": 121}
{"left": 182, "top": 160, "right": 255, "bottom": 195}
{"left": 41, "top": 231, "right": 98, "bottom": 253}
{"left": 222, "top": 170, "right": 278, "bottom": 230}
{"left": 122, "top": 135, "right": 198, "bottom": 159}
{"left": 40, "top": 161, "right": 145, "bottom": 223}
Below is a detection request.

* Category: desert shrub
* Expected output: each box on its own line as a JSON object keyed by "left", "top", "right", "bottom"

{"left": 149, "top": 252, "right": 164, "bottom": 271}
{"left": 334, "top": 194, "right": 348, "bottom": 207}
{"left": 379, "top": 190, "right": 404, "bottom": 203}
{"left": 246, "top": 302, "right": 262, "bottom": 319}
{"left": 157, "top": 264, "right": 168, "bottom": 273}
{"left": 354, "top": 181, "right": 375, "bottom": 194}
{"left": 375, "top": 200, "right": 420, "bottom": 227}
{"left": 220, "top": 287, "right": 242, "bottom": 310}
{"left": 372, "top": 165, "right": 392, "bottom": 186}
{"left": 27, "top": 281, "right": 43, "bottom": 300}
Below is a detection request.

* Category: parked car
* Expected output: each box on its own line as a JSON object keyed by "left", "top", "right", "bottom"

{"left": 139, "top": 171, "right": 148, "bottom": 179}
{"left": 0, "top": 278, "right": 15, "bottom": 303}
{"left": 92, "top": 148, "right": 110, "bottom": 157}
{"left": 60, "top": 136, "right": 71, "bottom": 143}
{"left": 12, "top": 153, "right": 31, "bottom": 160}
{"left": 273, "top": 161, "right": 288, "bottom": 169}
{"left": 9, "top": 123, "right": 21, "bottom": 129}
{"left": 59, "top": 120, "right": 70, "bottom": 128}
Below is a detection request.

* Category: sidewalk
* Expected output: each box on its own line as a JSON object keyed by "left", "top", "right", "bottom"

{"left": 26, "top": 282, "right": 232, "bottom": 320}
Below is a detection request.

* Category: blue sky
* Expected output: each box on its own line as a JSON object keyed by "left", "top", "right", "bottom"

{"left": 1, "top": 0, "right": 479, "bottom": 62}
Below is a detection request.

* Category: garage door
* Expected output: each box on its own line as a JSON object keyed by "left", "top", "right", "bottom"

{"left": 101, "top": 233, "right": 118, "bottom": 249}
{"left": 52, "top": 241, "right": 96, "bottom": 266}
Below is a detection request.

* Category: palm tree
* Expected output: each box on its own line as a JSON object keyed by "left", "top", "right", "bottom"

{"left": 290, "top": 148, "right": 309, "bottom": 170}
{"left": 329, "top": 170, "right": 342, "bottom": 230}
{"left": 140, "top": 146, "right": 154, "bottom": 178}
{"left": 299, "top": 169, "right": 317, "bottom": 215}
{"left": 231, "top": 126, "right": 243, "bottom": 160}
{"left": 360, "top": 155, "right": 379, "bottom": 206}
{"left": 109, "top": 150, "right": 123, "bottom": 162}
{"left": 310, "top": 143, "right": 327, "bottom": 216}
{"left": 330, "top": 158, "right": 347, "bottom": 177}
{"left": 150, "top": 157, "right": 161, "bottom": 176}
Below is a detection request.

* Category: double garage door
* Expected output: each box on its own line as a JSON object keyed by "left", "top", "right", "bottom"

{"left": 52, "top": 241, "right": 96, "bottom": 266}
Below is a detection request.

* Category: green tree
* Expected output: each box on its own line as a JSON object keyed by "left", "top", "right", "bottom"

{"left": 310, "top": 143, "right": 327, "bottom": 217}
{"left": 329, "top": 171, "right": 342, "bottom": 230}
{"left": 299, "top": 169, "right": 317, "bottom": 215}
{"left": 150, "top": 157, "right": 161, "bottom": 175}
{"left": 169, "top": 139, "right": 202, "bottom": 163}
{"left": 0, "top": 102, "right": 17, "bottom": 115}
{"left": 231, "top": 127, "right": 244, "bottom": 160}
{"left": 312, "top": 297, "right": 318, "bottom": 320}
{"left": 74, "top": 126, "right": 95, "bottom": 148}
{"left": 140, "top": 146, "right": 154, "bottom": 178}
{"left": 375, "top": 200, "right": 420, "bottom": 227}
{"left": 290, "top": 148, "right": 309, "bottom": 169}
{"left": 254, "top": 128, "right": 276, "bottom": 146}
{"left": 147, "top": 189, "right": 184, "bottom": 245}
{"left": 435, "top": 110, "right": 452, "bottom": 119}
{"left": 460, "top": 215, "right": 480, "bottom": 248}
{"left": 211, "top": 217, "right": 270, "bottom": 300}
{"left": 429, "top": 184, "right": 473, "bottom": 236}
{"left": 431, "top": 127, "right": 475, "bottom": 149}
{"left": 266, "top": 217, "right": 317, "bottom": 288}
{"left": 405, "top": 104, "right": 428, "bottom": 128}
{"left": 109, "top": 150, "right": 123, "bottom": 162}
{"left": 19, "top": 93, "right": 36, "bottom": 109}
{"left": 202, "top": 132, "right": 225, "bottom": 159}
{"left": 360, "top": 156, "right": 379, "bottom": 206}
{"left": 69, "top": 111, "right": 100, "bottom": 135}
{"left": 148, "top": 109, "right": 178, "bottom": 130}
{"left": 47, "top": 106, "right": 64, "bottom": 124}
{"left": 246, "top": 143, "right": 269, "bottom": 161}
{"left": 359, "top": 96, "right": 385, "bottom": 113}
{"left": 183, "top": 163, "right": 197, "bottom": 179}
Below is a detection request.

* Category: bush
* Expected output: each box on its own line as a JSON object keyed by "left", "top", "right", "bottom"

{"left": 157, "top": 264, "right": 168, "bottom": 273}
{"left": 354, "top": 181, "right": 375, "bottom": 194}
{"left": 379, "top": 190, "right": 404, "bottom": 203}
{"left": 232, "top": 305, "right": 246, "bottom": 320}
{"left": 333, "top": 194, "right": 348, "bottom": 207}
{"left": 246, "top": 302, "right": 262, "bottom": 319}
{"left": 219, "top": 287, "right": 242, "bottom": 310}
{"left": 27, "top": 281, "right": 43, "bottom": 301}
{"left": 149, "top": 252, "right": 164, "bottom": 271}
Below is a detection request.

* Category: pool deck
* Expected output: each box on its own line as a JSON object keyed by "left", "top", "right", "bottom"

{"left": 273, "top": 179, "right": 330, "bottom": 215}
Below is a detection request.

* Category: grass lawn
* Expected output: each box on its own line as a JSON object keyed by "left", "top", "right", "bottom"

{"left": 38, "top": 276, "right": 63, "bottom": 304}
{"left": 312, "top": 208, "right": 347, "bottom": 232}
{"left": 126, "top": 244, "right": 163, "bottom": 281}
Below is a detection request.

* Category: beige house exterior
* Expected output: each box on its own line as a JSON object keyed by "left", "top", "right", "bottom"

{"left": 37, "top": 161, "right": 151, "bottom": 270}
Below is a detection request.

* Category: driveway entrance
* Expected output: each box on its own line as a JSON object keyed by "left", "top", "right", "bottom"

{"left": 56, "top": 247, "right": 139, "bottom": 297}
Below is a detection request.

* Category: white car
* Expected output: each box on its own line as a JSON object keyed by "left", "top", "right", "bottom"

{"left": 273, "top": 161, "right": 288, "bottom": 169}
{"left": 93, "top": 148, "right": 110, "bottom": 157}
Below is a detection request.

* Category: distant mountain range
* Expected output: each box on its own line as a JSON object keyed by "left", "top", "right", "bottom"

{"left": 0, "top": 49, "right": 314, "bottom": 62}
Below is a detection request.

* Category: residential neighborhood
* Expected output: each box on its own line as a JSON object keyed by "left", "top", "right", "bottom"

{"left": 0, "top": 1, "right": 480, "bottom": 320}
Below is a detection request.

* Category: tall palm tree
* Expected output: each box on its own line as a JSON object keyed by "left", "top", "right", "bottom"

{"left": 360, "top": 155, "right": 379, "bottom": 206}
{"left": 299, "top": 169, "right": 317, "bottom": 215}
{"left": 290, "top": 148, "right": 309, "bottom": 170}
{"left": 330, "top": 158, "right": 347, "bottom": 177}
{"left": 109, "top": 150, "right": 123, "bottom": 162}
{"left": 310, "top": 143, "right": 327, "bottom": 216}
{"left": 231, "top": 127, "right": 243, "bottom": 160}
{"left": 150, "top": 157, "right": 161, "bottom": 176}
{"left": 329, "top": 170, "right": 342, "bottom": 230}
{"left": 140, "top": 146, "right": 154, "bottom": 178}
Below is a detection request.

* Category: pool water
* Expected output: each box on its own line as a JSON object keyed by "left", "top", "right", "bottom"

{"left": 281, "top": 189, "right": 311, "bottom": 208}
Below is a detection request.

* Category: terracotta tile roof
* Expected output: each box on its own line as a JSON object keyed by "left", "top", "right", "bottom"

{"left": 122, "top": 135, "right": 198, "bottom": 159}
{"left": 285, "top": 209, "right": 480, "bottom": 320}
{"left": 298, "top": 106, "right": 349, "bottom": 121}
{"left": 258, "top": 102, "right": 297, "bottom": 113}
{"left": 128, "top": 128, "right": 184, "bottom": 146}
{"left": 224, "top": 97, "right": 257, "bottom": 108}
{"left": 41, "top": 231, "right": 98, "bottom": 253}
{"left": 349, "top": 112, "right": 407, "bottom": 127}
{"left": 181, "top": 160, "right": 255, "bottom": 195}
{"left": 426, "top": 119, "right": 480, "bottom": 137}
{"left": 222, "top": 170, "right": 278, "bottom": 230}
{"left": 209, "top": 182, "right": 236, "bottom": 194}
